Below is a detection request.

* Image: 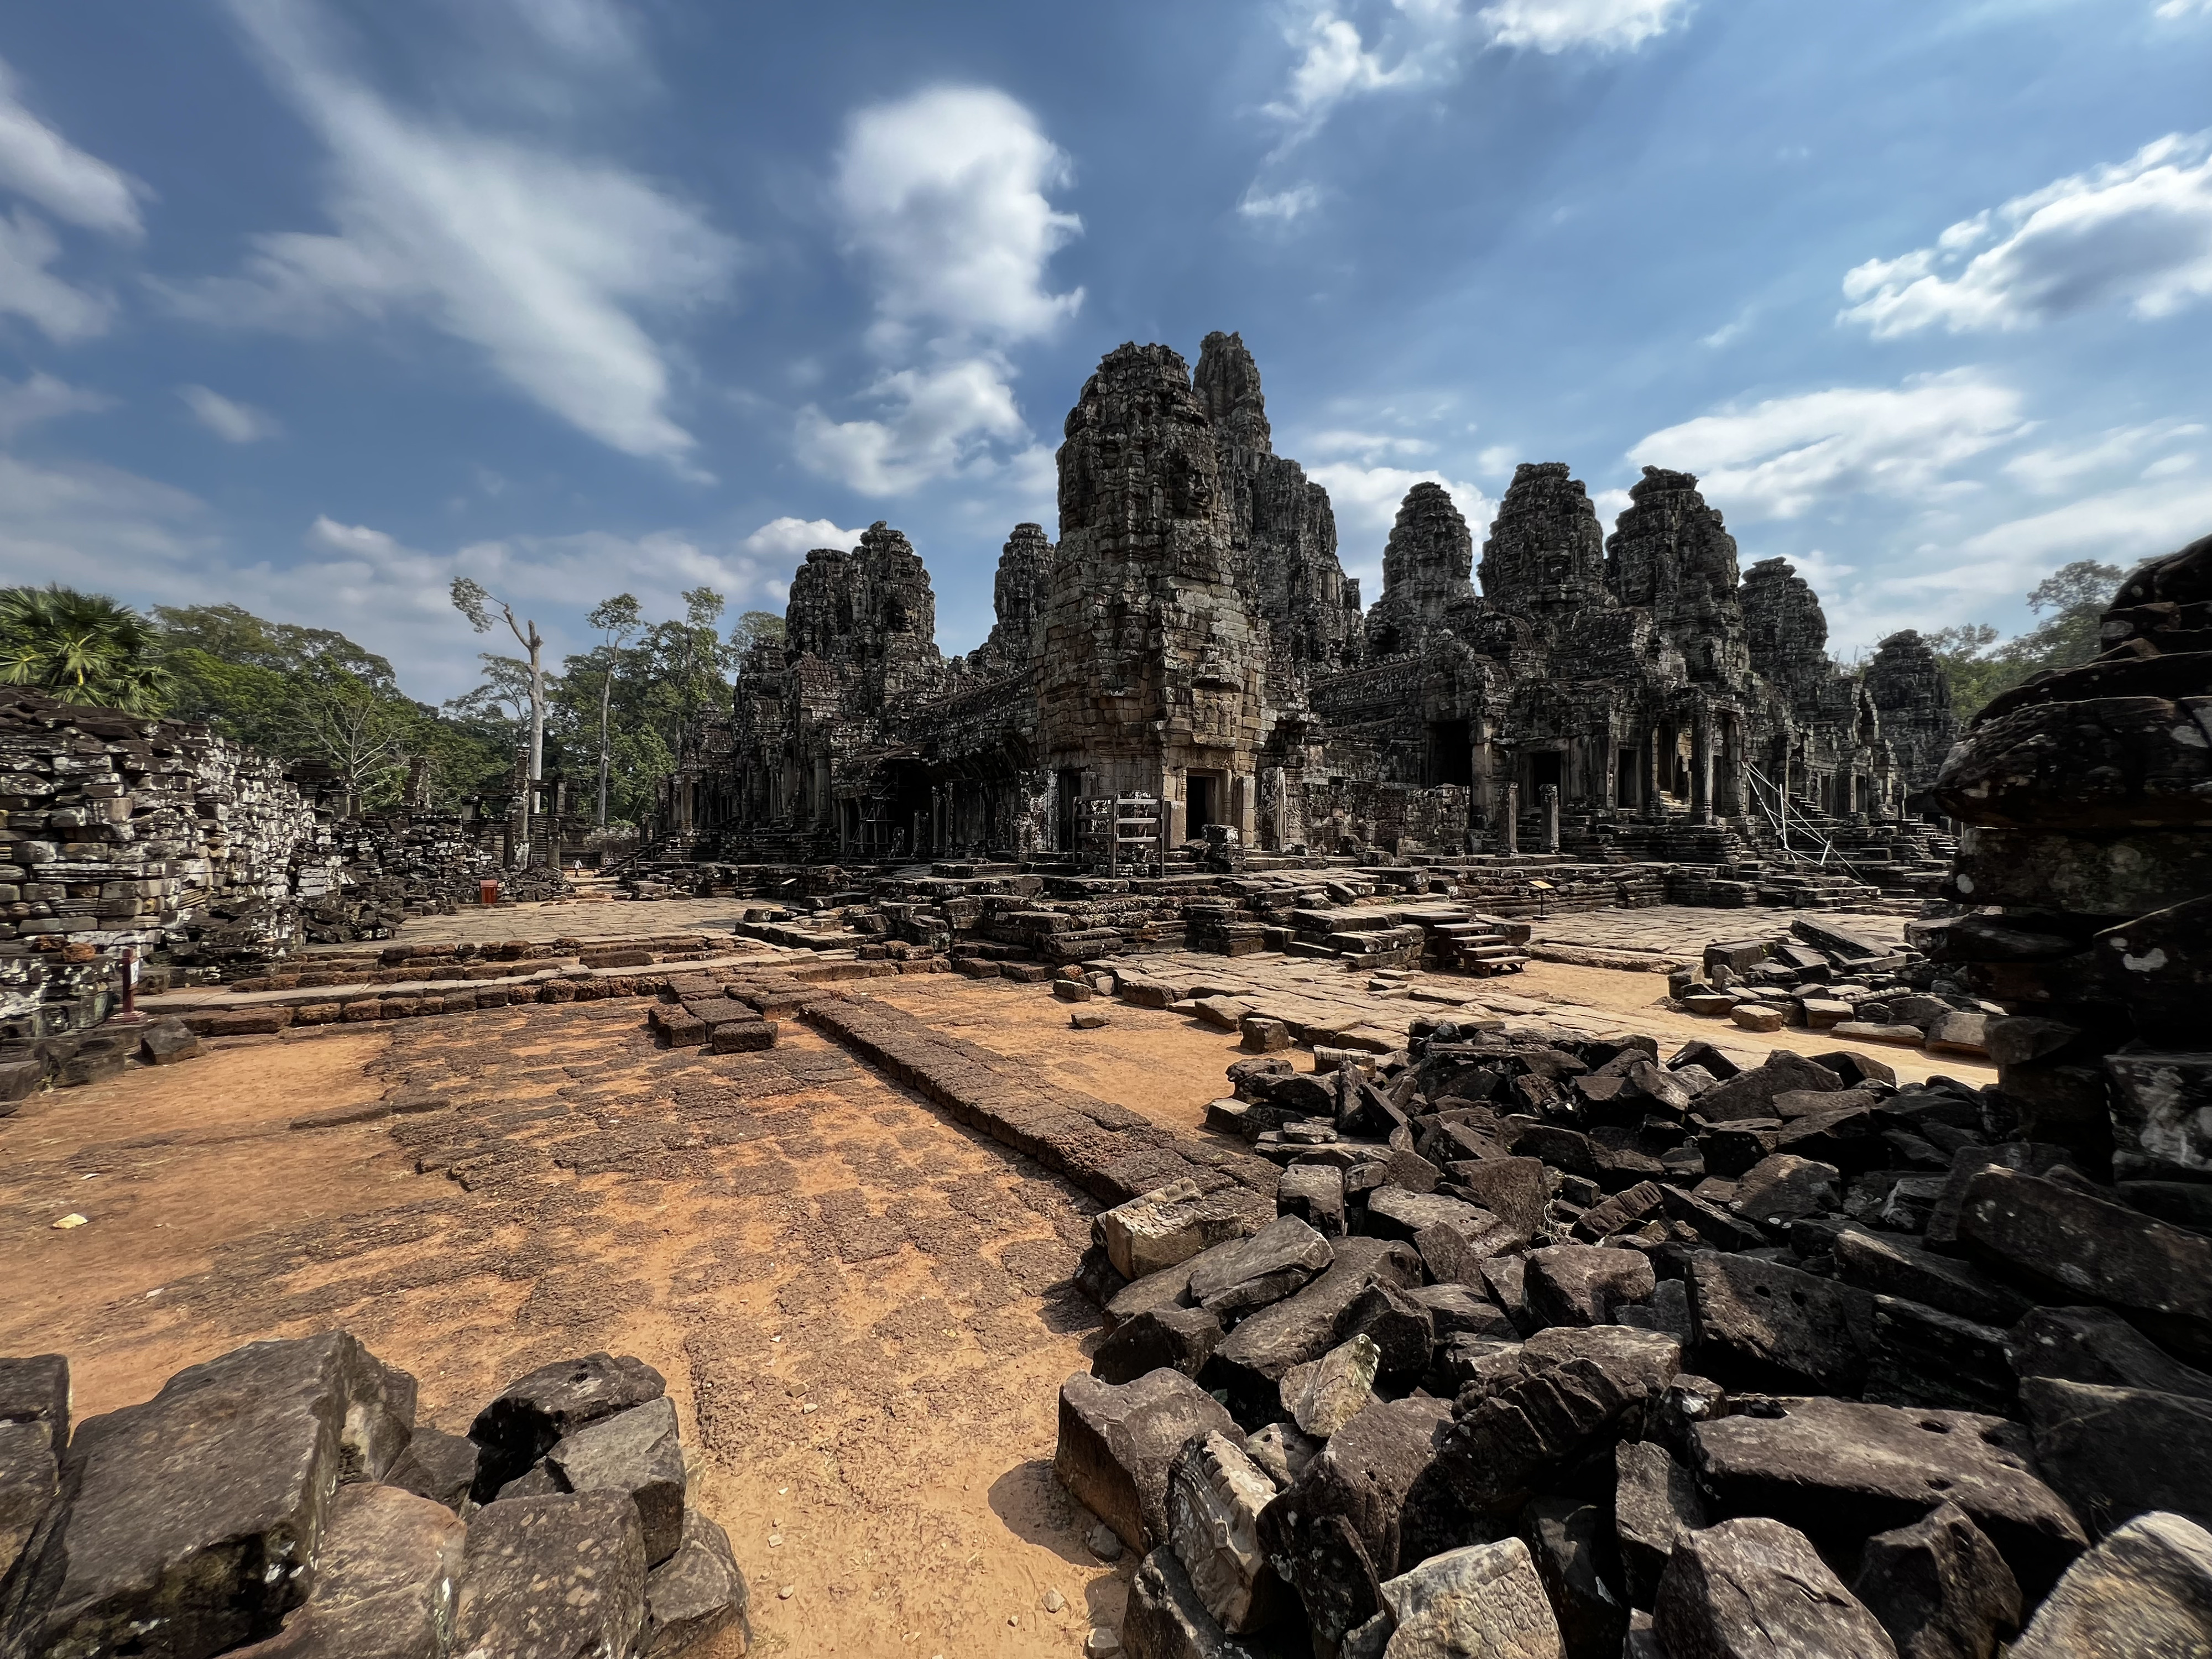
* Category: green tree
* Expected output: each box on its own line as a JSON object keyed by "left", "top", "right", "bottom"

{"left": 1924, "top": 560, "right": 2127, "bottom": 722}
{"left": 733, "top": 609, "right": 785, "bottom": 653}
{"left": 585, "top": 594, "right": 644, "bottom": 827}
{"left": 451, "top": 579, "right": 548, "bottom": 844}
{"left": 0, "top": 585, "right": 174, "bottom": 713}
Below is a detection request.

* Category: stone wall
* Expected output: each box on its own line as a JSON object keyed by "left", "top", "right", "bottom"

{"left": 1929, "top": 532, "right": 2211, "bottom": 1201}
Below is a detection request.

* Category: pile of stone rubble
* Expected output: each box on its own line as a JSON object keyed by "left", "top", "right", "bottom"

{"left": 1058, "top": 1016, "right": 2212, "bottom": 1657}
{"left": 1665, "top": 914, "right": 1992, "bottom": 1057}
{"left": 0, "top": 1333, "right": 746, "bottom": 1658}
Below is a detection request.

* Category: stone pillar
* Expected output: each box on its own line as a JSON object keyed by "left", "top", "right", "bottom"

{"left": 1541, "top": 785, "right": 1561, "bottom": 853}
{"left": 1718, "top": 714, "right": 1744, "bottom": 818}
{"left": 1691, "top": 713, "right": 1714, "bottom": 826}
{"left": 1501, "top": 782, "right": 1520, "bottom": 855}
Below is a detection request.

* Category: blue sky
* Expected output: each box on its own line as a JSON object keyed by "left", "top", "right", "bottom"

{"left": 2, "top": 0, "right": 2208, "bottom": 700}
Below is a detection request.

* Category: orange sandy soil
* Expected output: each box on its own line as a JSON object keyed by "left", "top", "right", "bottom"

{"left": 1, "top": 1005, "right": 1129, "bottom": 1657}
{"left": 0, "top": 953, "right": 1991, "bottom": 1657}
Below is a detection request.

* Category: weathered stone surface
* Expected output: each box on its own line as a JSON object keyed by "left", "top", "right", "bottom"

{"left": 1055, "top": 1368, "right": 1238, "bottom": 1553}
{"left": 1363, "top": 1187, "right": 1494, "bottom": 1246}
{"left": 1522, "top": 1497, "right": 1627, "bottom": 1659}
{"left": 2004, "top": 1305, "right": 2212, "bottom": 1399}
{"left": 227, "top": 1483, "right": 466, "bottom": 1659}
{"left": 1864, "top": 1295, "right": 2015, "bottom": 1415}
{"left": 2020, "top": 1376, "right": 2212, "bottom": 1539}
{"left": 468, "top": 1352, "right": 665, "bottom": 1497}
{"left": 1374, "top": 1537, "right": 1567, "bottom": 1659}
{"left": 2104, "top": 1046, "right": 2212, "bottom": 1180}
{"left": 1166, "top": 1431, "right": 1283, "bottom": 1634}
{"left": 1654, "top": 1517, "right": 1898, "bottom": 1659}
{"left": 1123, "top": 1546, "right": 1266, "bottom": 1659}
{"left": 545, "top": 1395, "right": 686, "bottom": 1567}
{"left": 1849, "top": 1501, "right": 2020, "bottom": 1659}
{"left": 2010, "top": 1510, "right": 2212, "bottom": 1659}
{"left": 1186, "top": 1214, "right": 1333, "bottom": 1316}
{"left": 452, "top": 1491, "right": 646, "bottom": 1659}
{"left": 1287, "top": 1335, "right": 1382, "bottom": 1438}
{"left": 643, "top": 1510, "right": 749, "bottom": 1658}
{"left": 1946, "top": 826, "right": 2212, "bottom": 915}
{"left": 1687, "top": 1251, "right": 1874, "bottom": 1394}
{"left": 1691, "top": 1053, "right": 1843, "bottom": 1124}
{"left": 1406, "top": 1283, "right": 1520, "bottom": 1344}
{"left": 1522, "top": 1244, "right": 1656, "bottom": 1328}
{"left": 1244, "top": 1422, "right": 1316, "bottom": 1491}
{"left": 1, "top": 1422, "right": 58, "bottom": 1598}
{"left": 1615, "top": 1439, "right": 1706, "bottom": 1609}
{"left": 1832, "top": 1231, "right": 2033, "bottom": 1329}
{"left": 1932, "top": 695, "right": 2212, "bottom": 830}
{"left": 1, "top": 1333, "right": 416, "bottom": 1659}
{"left": 1277, "top": 1163, "right": 1347, "bottom": 1237}
{"left": 1440, "top": 1333, "right": 1678, "bottom": 1517}
{"left": 1730, "top": 1155, "right": 1841, "bottom": 1228}
{"left": 1334, "top": 1283, "right": 1437, "bottom": 1386}
{"left": 1097, "top": 1180, "right": 1272, "bottom": 1282}
{"left": 1954, "top": 1166, "right": 2212, "bottom": 1362}
{"left": 1105, "top": 1261, "right": 1197, "bottom": 1329}
{"left": 1208, "top": 1237, "right": 1421, "bottom": 1400}
{"left": 382, "top": 1427, "right": 478, "bottom": 1513}
{"left": 1095, "top": 1306, "right": 1225, "bottom": 1386}
{"left": 1690, "top": 1395, "right": 2087, "bottom": 1594}
{"left": 1259, "top": 1396, "right": 1459, "bottom": 1652}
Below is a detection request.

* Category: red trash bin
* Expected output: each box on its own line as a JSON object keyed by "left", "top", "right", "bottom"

{"left": 479, "top": 878, "right": 500, "bottom": 907}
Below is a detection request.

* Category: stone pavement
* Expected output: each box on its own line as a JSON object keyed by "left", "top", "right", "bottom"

{"left": 298, "top": 896, "right": 749, "bottom": 954}
{"left": 1525, "top": 905, "right": 1912, "bottom": 955}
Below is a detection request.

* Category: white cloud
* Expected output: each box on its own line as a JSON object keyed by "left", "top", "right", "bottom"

{"left": 2154, "top": 0, "right": 2210, "bottom": 17}
{"left": 163, "top": 0, "right": 737, "bottom": 467}
{"left": 179, "top": 384, "right": 281, "bottom": 444}
{"left": 833, "top": 86, "right": 1081, "bottom": 348}
{"left": 0, "top": 453, "right": 213, "bottom": 594}
{"left": 1308, "top": 461, "right": 1494, "bottom": 575}
{"left": 1306, "top": 428, "right": 1436, "bottom": 461}
{"left": 797, "top": 356, "right": 1030, "bottom": 495}
{"left": 1239, "top": 183, "right": 1325, "bottom": 222}
{"left": 0, "top": 207, "right": 113, "bottom": 341}
{"left": 1840, "top": 131, "right": 2212, "bottom": 336}
{"left": 1480, "top": 0, "right": 1692, "bottom": 52}
{"left": 1254, "top": 0, "right": 1690, "bottom": 152}
{"left": 0, "top": 56, "right": 144, "bottom": 237}
{"left": 1627, "top": 369, "right": 2030, "bottom": 520}
{"left": 2001, "top": 419, "right": 2205, "bottom": 493}
{"left": 804, "top": 87, "right": 1081, "bottom": 497}
{"left": 0, "top": 370, "right": 109, "bottom": 441}
{"left": 740, "top": 516, "right": 868, "bottom": 563}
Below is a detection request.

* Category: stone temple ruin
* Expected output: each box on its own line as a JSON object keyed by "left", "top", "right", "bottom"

{"left": 3, "top": 338, "right": 2209, "bottom": 1659}
{"left": 664, "top": 333, "right": 1957, "bottom": 889}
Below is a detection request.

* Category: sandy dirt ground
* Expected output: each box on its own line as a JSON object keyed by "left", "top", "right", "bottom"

{"left": 1, "top": 932, "right": 1991, "bottom": 1657}
{"left": 1, "top": 1005, "right": 1131, "bottom": 1657}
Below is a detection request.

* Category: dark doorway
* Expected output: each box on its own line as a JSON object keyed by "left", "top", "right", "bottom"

{"left": 1187, "top": 773, "right": 1218, "bottom": 832}
{"left": 1616, "top": 748, "right": 1639, "bottom": 807}
{"left": 1056, "top": 768, "right": 1081, "bottom": 854}
{"left": 1426, "top": 721, "right": 1473, "bottom": 786}
{"left": 1528, "top": 752, "right": 1564, "bottom": 796}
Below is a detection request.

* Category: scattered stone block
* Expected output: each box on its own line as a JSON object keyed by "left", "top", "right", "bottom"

{"left": 1055, "top": 1368, "right": 1238, "bottom": 1553}
{"left": 1656, "top": 1517, "right": 1897, "bottom": 1658}
{"left": 2010, "top": 1510, "right": 2212, "bottom": 1659}
{"left": 226, "top": 1482, "right": 466, "bottom": 1659}
{"left": 1285, "top": 1335, "right": 1381, "bottom": 1438}
{"left": 1850, "top": 1501, "right": 2021, "bottom": 1659}
{"left": 1375, "top": 1538, "right": 1565, "bottom": 1659}
{"left": 1095, "top": 1180, "right": 1272, "bottom": 1282}
{"left": 1522, "top": 1496, "right": 1627, "bottom": 1658}
{"left": 1523, "top": 1243, "right": 1656, "bottom": 1327}
{"left": 1238, "top": 1017, "right": 1290, "bottom": 1053}
{"left": 1614, "top": 1439, "right": 1706, "bottom": 1609}
{"left": 1094, "top": 1307, "right": 1225, "bottom": 1386}
{"left": 2020, "top": 1376, "right": 2212, "bottom": 1539}
{"left": 452, "top": 1492, "right": 646, "bottom": 1659}
{"left": 643, "top": 1511, "right": 749, "bottom": 1659}
{"left": 1167, "top": 1432, "right": 1285, "bottom": 1634}
{"left": 468, "top": 1352, "right": 666, "bottom": 1498}
{"left": 546, "top": 1396, "right": 687, "bottom": 1567}
{"left": 1187, "top": 1215, "right": 1334, "bottom": 1317}
{"left": 382, "top": 1427, "right": 478, "bottom": 1513}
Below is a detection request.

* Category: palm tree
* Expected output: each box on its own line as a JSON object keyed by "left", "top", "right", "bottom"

{"left": 0, "top": 585, "right": 174, "bottom": 714}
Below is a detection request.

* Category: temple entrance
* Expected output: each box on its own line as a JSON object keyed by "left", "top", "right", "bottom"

{"left": 1528, "top": 752, "right": 1563, "bottom": 797}
{"left": 1187, "top": 771, "right": 1222, "bottom": 832}
{"left": 1616, "top": 748, "right": 1639, "bottom": 807}
{"left": 1426, "top": 721, "right": 1473, "bottom": 787}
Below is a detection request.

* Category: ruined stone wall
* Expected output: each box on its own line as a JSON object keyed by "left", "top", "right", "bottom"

{"left": 1042, "top": 341, "right": 1269, "bottom": 824}
{"left": 1362, "top": 483, "right": 1479, "bottom": 659}
{"left": 1864, "top": 629, "right": 1959, "bottom": 791}
{"left": 1930, "top": 533, "right": 2212, "bottom": 1193}
{"left": 0, "top": 692, "right": 336, "bottom": 1036}
{"left": 1605, "top": 465, "right": 1750, "bottom": 685}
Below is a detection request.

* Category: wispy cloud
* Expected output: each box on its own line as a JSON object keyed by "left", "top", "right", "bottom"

{"left": 179, "top": 384, "right": 281, "bottom": 443}
{"left": 1239, "top": 182, "right": 1325, "bottom": 222}
{"left": 1840, "top": 131, "right": 2212, "bottom": 336}
{"left": 0, "top": 370, "right": 111, "bottom": 442}
{"left": 1254, "top": 0, "right": 1692, "bottom": 158}
{"left": 160, "top": 0, "right": 738, "bottom": 468}
{"left": 0, "top": 56, "right": 145, "bottom": 237}
{"left": 1628, "top": 369, "right": 2030, "bottom": 520}
{"left": 797, "top": 86, "right": 1081, "bottom": 497}
{"left": 740, "top": 516, "right": 868, "bottom": 564}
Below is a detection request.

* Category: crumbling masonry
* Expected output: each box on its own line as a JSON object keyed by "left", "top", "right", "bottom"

{"left": 668, "top": 335, "right": 1955, "bottom": 870}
